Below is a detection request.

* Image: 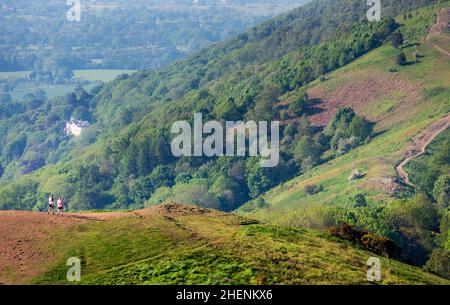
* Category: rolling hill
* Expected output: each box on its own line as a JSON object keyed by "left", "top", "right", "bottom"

{"left": 0, "top": 203, "right": 447, "bottom": 285}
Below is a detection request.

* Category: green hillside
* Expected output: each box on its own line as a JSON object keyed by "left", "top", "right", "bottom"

{"left": 2, "top": 204, "right": 443, "bottom": 285}
{"left": 237, "top": 2, "right": 449, "bottom": 229}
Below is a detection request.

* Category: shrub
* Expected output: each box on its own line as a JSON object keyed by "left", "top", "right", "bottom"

{"left": 352, "top": 193, "right": 367, "bottom": 207}
{"left": 433, "top": 175, "right": 450, "bottom": 209}
{"left": 288, "top": 93, "right": 309, "bottom": 116}
{"left": 391, "top": 32, "right": 404, "bottom": 48}
{"left": 304, "top": 184, "right": 324, "bottom": 195}
{"left": 348, "top": 168, "right": 364, "bottom": 181}
{"left": 330, "top": 223, "right": 400, "bottom": 258}
{"left": 280, "top": 109, "right": 288, "bottom": 120}
{"left": 396, "top": 52, "right": 407, "bottom": 66}
{"left": 146, "top": 187, "right": 173, "bottom": 207}
{"left": 329, "top": 223, "right": 367, "bottom": 243}
{"left": 237, "top": 198, "right": 268, "bottom": 214}
{"left": 424, "top": 249, "right": 450, "bottom": 279}
{"left": 170, "top": 183, "right": 220, "bottom": 210}
{"left": 361, "top": 233, "right": 400, "bottom": 258}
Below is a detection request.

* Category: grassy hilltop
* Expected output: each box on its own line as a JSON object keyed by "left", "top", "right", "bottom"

{"left": 0, "top": 204, "right": 447, "bottom": 285}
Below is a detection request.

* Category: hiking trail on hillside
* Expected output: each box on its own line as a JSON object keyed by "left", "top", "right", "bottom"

{"left": 395, "top": 114, "right": 450, "bottom": 188}
{"left": 426, "top": 7, "right": 450, "bottom": 57}
{"left": 395, "top": 8, "right": 450, "bottom": 188}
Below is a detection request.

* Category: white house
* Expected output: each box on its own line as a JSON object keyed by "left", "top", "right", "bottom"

{"left": 65, "top": 119, "right": 90, "bottom": 137}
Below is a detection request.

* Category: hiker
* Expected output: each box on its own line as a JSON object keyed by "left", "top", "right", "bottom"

{"left": 47, "top": 194, "right": 55, "bottom": 215}
{"left": 56, "top": 197, "right": 64, "bottom": 217}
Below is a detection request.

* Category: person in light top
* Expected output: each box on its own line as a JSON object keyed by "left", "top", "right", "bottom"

{"left": 47, "top": 194, "right": 55, "bottom": 215}
{"left": 56, "top": 197, "right": 64, "bottom": 217}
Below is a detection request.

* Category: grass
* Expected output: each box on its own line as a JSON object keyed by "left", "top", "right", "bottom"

{"left": 73, "top": 70, "right": 137, "bottom": 82}
{"left": 361, "top": 97, "right": 397, "bottom": 118}
{"left": 0, "top": 71, "right": 31, "bottom": 79}
{"left": 29, "top": 207, "right": 448, "bottom": 285}
{"left": 1, "top": 69, "right": 137, "bottom": 100}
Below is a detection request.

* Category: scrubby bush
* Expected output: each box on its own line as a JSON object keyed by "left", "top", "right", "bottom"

{"left": 237, "top": 198, "right": 268, "bottom": 214}
{"left": 170, "top": 183, "right": 220, "bottom": 210}
{"left": 424, "top": 249, "right": 450, "bottom": 279}
{"left": 352, "top": 193, "right": 367, "bottom": 207}
{"left": 361, "top": 233, "right": 400, "bottom": 258}
{"left": 396, "top": 52, "right": 407, "bottom": 65}
{"left": 391, "top": 32, "right": 404, "bottom": 48}
{"left": 288, "top": 92, "right": 309, "bottom": 116}
{"left": 330, "top": 223, "right": 400, "bottom": 258}
{"left": 330, "top": 223, "right": 367, "bottom": 242}
{"left": 326, "top": 108, "right": 373, "bottom": 156}
{"left": 304, "top": 184, "right": 324, "bottom": 195}
{"left": 348, "top": 168, "right": 364, "bottom": 181}
{"left": 433, "top": 175, "right": 450, "bottom": 209}
{"left": 384, "top": 195, "right": 439, "bottom": 265}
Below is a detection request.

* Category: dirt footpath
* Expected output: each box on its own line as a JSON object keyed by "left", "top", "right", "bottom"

{"left": 427, "top": 8, "right": 450, "bottom": 38}
{"left": 426, "top": 7, "right": 450, "bottom": 57}
{"left": 396, "top": 114, "right": 450, "bottom": 187}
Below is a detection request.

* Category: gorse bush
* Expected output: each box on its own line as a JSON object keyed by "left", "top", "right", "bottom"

{"left": 330, "top": 223, "right": 400, "bottom": 258}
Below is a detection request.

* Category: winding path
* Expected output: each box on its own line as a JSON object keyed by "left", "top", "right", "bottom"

{"left": 395, "top": 115, "right": 450, "bottom": 187}
{"left": 425, "top": 7, "right": 450, "bottom": 57}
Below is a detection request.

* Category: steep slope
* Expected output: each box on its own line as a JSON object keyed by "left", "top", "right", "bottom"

{"left": 238, "top": 4, "right": 450, "bottom": 225}
{"left": 0, "top": 204, "right": 447, "bottom": 285}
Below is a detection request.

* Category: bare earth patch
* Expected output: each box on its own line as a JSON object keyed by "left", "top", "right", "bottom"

{"left": 305, "top": 71, "right": 422, "bottom": 127}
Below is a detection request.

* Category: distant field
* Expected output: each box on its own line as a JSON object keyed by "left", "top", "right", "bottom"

{"left": 0, "top": 69, "right": 136, "bottom": 82}
{"left": 0, "top": 69, "right": 137, "bottom": 100}
{"left": 73, "top": 69, "right": 137, "bottom": 82}
{"left": 0, "top": 71, "right": 31, "bottom": 79}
